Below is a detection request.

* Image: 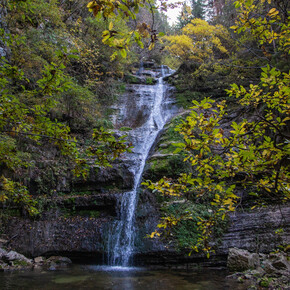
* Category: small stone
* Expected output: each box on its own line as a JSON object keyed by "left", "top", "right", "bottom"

{"left": 0, "top": 248, "right": 8, "bottom": 259}
{"left": 47, "top": 256, "right": 72, "bottom": 264}
{"left": 48, "top": 265, "right": 57, "bottom": 271}
{"left": 0, "top": 239, "right": 8, "bottom": 245}
{"left": 33, "top": 264, "right": 43, "bottom": 270}
{"left": 34, "top": 256, "right": 45, "bottom": 264}
{"left": 0, "top": 262, "right": 9, "bottom": 271}
{"left": 237, "top": 277, "right": 244, "bottom": 283}
{"left": 251, "top": 267, "right": 265, "bottom": 277}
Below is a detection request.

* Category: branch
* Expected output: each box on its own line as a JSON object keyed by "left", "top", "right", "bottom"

{"left": 1, "top": 130, "right": 77, "bottom": 144}
{"left": 255, "top": 114, "right": 290, "bottom": 139}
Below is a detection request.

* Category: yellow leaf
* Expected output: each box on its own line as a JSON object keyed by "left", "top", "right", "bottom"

{"left": 149, "top": 42, "right": 155, "bottom": 50}
{"left": 267, "top": 8, "right": 279, "bottom": 17}
{"left": 0, "top": 194, "right": 8, "bottom": 202}
{"left": 109, "top": 21, "right": 113, "bottom": 30}
{"left": 87, "top": 1, "right": 95, "bottom": 8}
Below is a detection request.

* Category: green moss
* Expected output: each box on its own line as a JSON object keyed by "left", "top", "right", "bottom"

{"left": 125, "top": 75, "right": 140, "bottom": 84}
{"left": 13, "top": 260, "right": 30, "bottom": 266}
{"left": 0, "top": 209, "right": 21, "bottom": 217}
{"left": 61, "top": 209, "right": 100, "bottom": 218}
{"left": 144, "top": 115, "right": 192, "bottom": 181}
{"left": 119, "top": 127, "right": 132, "bottom": 131}
{"left": 78, "top": 210, "right": 100, "bottom": 218}
{"left": 146, "top": 154, "right": 190, "bottom": 181}
{"left": 175, "top": 91, "right": 207, "bottom": 108}
{"left": 118, "top": 83, "right": 126, "bottom": 93}
{"left": 145, "top": 77, "right": 155, "bottom": 85}
{"left": 260, "top": 279, "right": 270, "bottom": 288}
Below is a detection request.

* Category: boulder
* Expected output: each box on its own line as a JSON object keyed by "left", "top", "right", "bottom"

{"left": 261, "top": 252, "right": 290, "bottom": 275}
{"left": 3, "top": 250, "right": 33, "bottom": 265}
{"left": 262, "top": 259, "right": 277, "bottom": 274}
{"left": 227, "top": 248, "right": 260, "bottom": 271}
{"left": 269, "top": 253, "right": 290, "bottom": 271}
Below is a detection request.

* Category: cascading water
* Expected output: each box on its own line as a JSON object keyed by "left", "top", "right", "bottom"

{"left": 107, "top": 65, "right": 177, "bottom": 267}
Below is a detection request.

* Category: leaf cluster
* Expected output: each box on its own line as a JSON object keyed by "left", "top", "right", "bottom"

{"left": 143, "top": 0, "right": 290, "bottom": 256}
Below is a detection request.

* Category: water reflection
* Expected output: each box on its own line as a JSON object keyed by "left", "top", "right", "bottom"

{"left": 0, "top": 265, "right": 248, "bottom": 290}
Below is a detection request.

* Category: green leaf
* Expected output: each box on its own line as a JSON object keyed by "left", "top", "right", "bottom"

{"left": 120, "top": 49, "right": 127, "bottom": 58}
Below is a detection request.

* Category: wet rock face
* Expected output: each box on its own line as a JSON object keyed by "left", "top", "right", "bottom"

{"left": 114, "top": 90, "right": 152, "bottom": 129}
{"left": 219, "top": 205, "right": 290, "bottom": 254}
{"left": 6, "top": 216, "right": 110, "bottom": 258}
{"left": 43, "top": 193, "right": 118, "bottom": 217}
{"left": 3, "top": 192, "right": 120, "bottom": 261}
{"left": 134, "top": 189, "right": 166, "bottom": 254}
{"left": 24, "top": 148, "right": 136, "bottom": 196}
{"left": 3, "top": 193, "right": 119, "bottom": 259}
{"left": 0, "top": 2, "right": 9, "bottom": 58}
{"left": 73, "top": 161, "right": 135, "bottom": 192}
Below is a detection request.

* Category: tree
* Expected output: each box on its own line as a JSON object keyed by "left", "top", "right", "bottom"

{"left": 163, "top": 19, "right": 230, "bottom": 64}
{"left": 143, "top": 0, "right": 290, "bottom": 255}
{"left": 0, "top": 28, "right": 131, "bottom": 215}
{"left": 191, "top": 0, "right": 206, "bottom": 19}
{"left": 176, "top": 3, "right": 193, "bottom": 29}
{"left": 86, "top": 0, "right": 175, "bottom": 54}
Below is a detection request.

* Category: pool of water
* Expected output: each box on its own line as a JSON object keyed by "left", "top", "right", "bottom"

{"left": 0, "top": 265, "right": 248, "bottom": 289}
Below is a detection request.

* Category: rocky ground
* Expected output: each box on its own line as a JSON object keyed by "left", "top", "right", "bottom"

{"left": 226, "top": 248, "right": 290, "bottom": 289}
{"left": 0, "top": 246, "right": 72, "bottom": 271}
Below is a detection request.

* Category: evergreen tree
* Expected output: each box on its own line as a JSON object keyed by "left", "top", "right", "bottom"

{"left": 191, "top": 0, "right": 206, "bottom": 19}
{"left": 176, "top": 3, "right": 193, "bottom": 29}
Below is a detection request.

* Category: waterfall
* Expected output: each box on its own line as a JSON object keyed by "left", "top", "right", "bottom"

{"left": 107, "top": 65, "right": 177, "bottom": 266}
{"left": 136, "top": 60, "right": 144, "bottom": 76}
